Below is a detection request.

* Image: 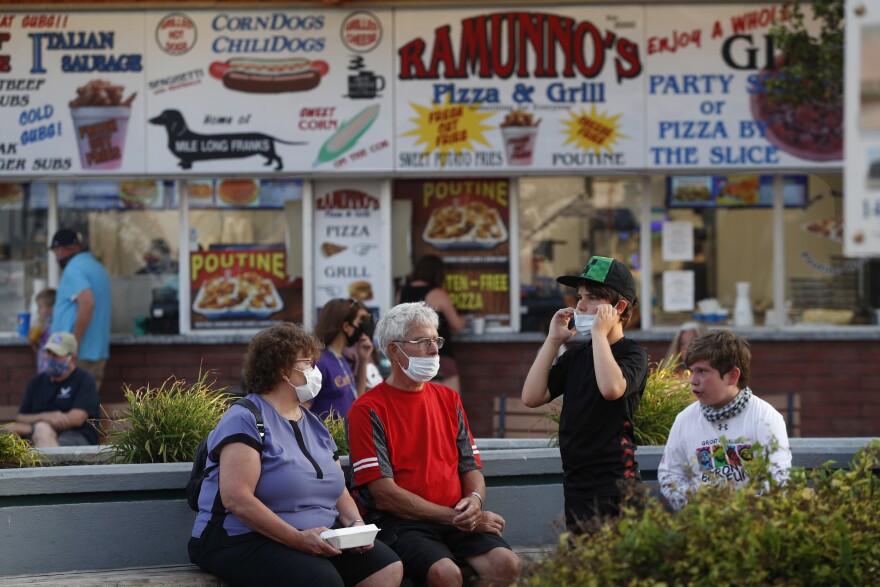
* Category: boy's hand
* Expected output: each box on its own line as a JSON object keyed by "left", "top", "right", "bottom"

{"left": 549, "top": 308, "right": 576, "bottom": 343}
{"left": 592, "top": 304, "right": 618, "bottom": 337}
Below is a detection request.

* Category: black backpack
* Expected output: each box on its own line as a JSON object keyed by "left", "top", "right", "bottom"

{"left": 186, "top": 398, "right": 265, "bottom": 512}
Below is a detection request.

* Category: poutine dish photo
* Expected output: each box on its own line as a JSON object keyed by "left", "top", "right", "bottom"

{"left": 423, "top": 201, "right": 508, "bottom": 249}
{"left": 192, "top": 272, "right": 284, "bottom": 319}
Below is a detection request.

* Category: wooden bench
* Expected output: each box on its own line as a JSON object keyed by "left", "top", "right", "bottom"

{"left": 763, "top": 391, "right": 802, "bottom": 437}
{"left": 493, "top": 395, "right": 561, "bottom": 439}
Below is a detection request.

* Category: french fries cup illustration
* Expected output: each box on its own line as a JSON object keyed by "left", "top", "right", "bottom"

{"left": 499, "top": 111, "right": 539, "bottom": 166}
{"left": 69, "top": 80, "right": 136, "bottom": 170}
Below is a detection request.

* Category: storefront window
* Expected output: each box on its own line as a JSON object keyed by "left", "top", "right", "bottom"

{"left": 518, "top": 176, "right": 643, "bottom": 332}
{"left": 57, "top": 181, "right": 179, "bottom": 336}
{"left": 0, "top": 182, "right": 49, "bottom": 335}
{"left": 186, "top": 179, "right": 304, "bottom": 332}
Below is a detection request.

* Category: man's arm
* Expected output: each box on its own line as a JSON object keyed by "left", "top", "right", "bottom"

{"left": 15, "top": 409, "right": 88, "bottom": 431}
{"left": 591, "top": 304, "right": 628, "bottom": 400}
{"left": 72, "top": 288, "right": 95, "bottom": 344}
{"left": 366, "top": 477, "right": 461, "bottom": 524}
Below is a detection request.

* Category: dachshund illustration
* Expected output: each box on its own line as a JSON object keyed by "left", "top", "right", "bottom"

{"left": 148, "top": 109, "right": 305, "bottom": 171}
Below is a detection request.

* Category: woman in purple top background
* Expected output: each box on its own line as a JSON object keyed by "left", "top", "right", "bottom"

{"left": 310, "top": 298, "right": 376, "bottom": 419}
{"left": 188, "top": 323, "right": 402, "bottom": 587}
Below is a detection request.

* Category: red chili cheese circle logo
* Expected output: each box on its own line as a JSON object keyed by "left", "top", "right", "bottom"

{"left": 341, "top": 11, "right": 382, "bottom": 53}
{"left": 156, "top": 13, "right": 197, "bottom": 56}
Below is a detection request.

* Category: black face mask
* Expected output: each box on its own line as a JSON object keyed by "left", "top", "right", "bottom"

{"left": 346, "top": 315, "right": 375, "bottom": 346}
{"left": 57, "top": 255, "right": 73, "bottom": 269}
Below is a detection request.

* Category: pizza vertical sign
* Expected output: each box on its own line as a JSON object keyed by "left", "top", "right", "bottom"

{"left": 313, "top": 183, "right": 385, "bottom": 316}
{"left": 190, "top": 247, "right": 294, "bottom": 330}
{"left": 396, "top": 178, "right": 512, "bottom": 328}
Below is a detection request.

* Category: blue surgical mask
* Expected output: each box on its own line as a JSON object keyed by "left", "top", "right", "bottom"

{"left": 46, "top": 356, "right": 70, "bottom": 377}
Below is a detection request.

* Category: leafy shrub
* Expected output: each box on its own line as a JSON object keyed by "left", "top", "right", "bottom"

{"left": 324, "top": 409, "right": 348, "bottom": 455}
{"left": 520, "top": 441, "right": 880, "bottom": 587}
{"left": 0, "top": 432, "right": 43, "bottom": 468}
{"left": 545, "top": 356, "right": 694, "bottom": 447}
{"left": 104, "top": 370, "right": 230, "bottom": 464}
{"left": 632, "top": 356, "right": 694, "bottom": 446}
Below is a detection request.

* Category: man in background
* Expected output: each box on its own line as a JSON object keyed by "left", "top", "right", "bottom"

{"left": 50, "top": 229, "right": 111, "bottom": 392}
{"left": 2, "top": 332, "right": 100, "bottom": 447}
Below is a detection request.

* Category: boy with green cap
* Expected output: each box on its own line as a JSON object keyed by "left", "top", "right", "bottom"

{"left": 521, "top": 255, "right": 648, "bottom": 533}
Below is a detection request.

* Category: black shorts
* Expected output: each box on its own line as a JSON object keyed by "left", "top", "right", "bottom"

{"left": 189, "top": 521, "right": 399, "bottom": 587}
{"left": 564, "top": 494, "right": 623, "bottom": 534}
{"left": 372, "top": 514, "right": 511, "bottom": 585}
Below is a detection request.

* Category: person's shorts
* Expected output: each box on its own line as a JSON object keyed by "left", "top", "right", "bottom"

{"left": 189, "top": 521, "right": 399, "bottom": 587}
{"left": 56, "top": 430, "right": 92, "bottom": 446}
{"left": 372, "top": 514, "right": 510, "bottom": 584}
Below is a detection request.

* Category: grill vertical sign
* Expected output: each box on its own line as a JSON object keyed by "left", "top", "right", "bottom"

{"left": 313, "top": 183, "right": 384, "bottom": 317}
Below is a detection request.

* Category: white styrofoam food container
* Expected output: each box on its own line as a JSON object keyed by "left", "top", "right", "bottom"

{"left": 320, "top": 524, "right": 380, "bottom": 549}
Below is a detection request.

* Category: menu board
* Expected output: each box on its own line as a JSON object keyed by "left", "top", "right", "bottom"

{"left": 144, "top": 10, "right": 393, "bottom": 174}
{"left": 190, "top": 246, "right": 301, "bottom": 330}
{"left": 395, "top": 178, "right": 512, "bottom": 328}
{"left": 312, "top": 181, "right": 385, "bottom": 317}
{"left": 645, "top": 4, "right": 841, "bottom": 169}
{"left": 393, "top": 8, "right": 646, "bottom": 173}
{"left": 667, "top": 174, "right": 807, "bottom": 208}
{"left": 0, "top": 12, "right": 147, "bottom": 176}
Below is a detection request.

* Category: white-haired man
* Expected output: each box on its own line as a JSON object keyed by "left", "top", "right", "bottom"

{"left": 348, "top": 302, "right": 521, "bottom": 587}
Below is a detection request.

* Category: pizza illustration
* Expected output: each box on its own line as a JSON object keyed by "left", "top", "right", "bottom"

{"left": 321, "top": 242, "right": 347, "bottom": 257}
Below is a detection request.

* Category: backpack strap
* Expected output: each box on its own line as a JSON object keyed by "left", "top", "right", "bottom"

{"left": 209, "top": 397, "right": 265, "bottom": 522}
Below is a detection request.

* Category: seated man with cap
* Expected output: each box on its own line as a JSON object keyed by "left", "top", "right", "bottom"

{"left": 1, "top": 332, "right": 101, "bottom": 447}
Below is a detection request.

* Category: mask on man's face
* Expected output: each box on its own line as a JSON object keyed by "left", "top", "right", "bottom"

{"left": 57, "top": 255, "right": 73, "bottom": 269}
{"left": 46, "top": 356, "right": 70, "bottom": 377}
{"left": 396, "top": 345, "right": 440, "bottom": 383}
{"left": 574, "top": 313, "right": 594, "bottom": 336}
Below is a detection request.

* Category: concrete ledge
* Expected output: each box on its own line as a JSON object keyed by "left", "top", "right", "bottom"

{"left": 0, "top": 438, "right": 875, "bottom": 576}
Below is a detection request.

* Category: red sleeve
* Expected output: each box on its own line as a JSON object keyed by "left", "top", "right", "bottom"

{"left": 348, "top": 397, "right": 387, "bottom": 488}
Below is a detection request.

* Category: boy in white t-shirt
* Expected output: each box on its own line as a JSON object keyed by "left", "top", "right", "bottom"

{"left": 658, "top": 330, "right": 791, "bottom": 511}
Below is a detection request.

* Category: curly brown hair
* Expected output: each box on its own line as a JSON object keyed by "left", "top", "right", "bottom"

{"left": 242, "top": 323, "right": 323, "bottom": 394}
{"left": 314, "top": 298, "right": 367, "bottom": 346}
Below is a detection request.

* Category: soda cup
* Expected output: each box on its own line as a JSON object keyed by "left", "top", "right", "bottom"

{"left": 16, "top": 312, "right": 30, "bottom": 337}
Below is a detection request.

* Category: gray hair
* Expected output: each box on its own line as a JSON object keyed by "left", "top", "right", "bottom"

{"left": 375, "top": 302, "right": 439, "bottom": 356}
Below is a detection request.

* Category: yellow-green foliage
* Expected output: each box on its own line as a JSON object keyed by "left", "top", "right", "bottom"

{"left": 545, "top": 356, "right": 694, "bottom": 447}
{"left": 519, "top": 441, "right": 880, "bottom": 587}
{"left": 104, "top": 370, "right": 230, "bottom": 464}
{"left": 0, "top": 432, "right": 42, "bottom": 468}
{"left": 633, "top": 356, "right": 694, "bottom": 446}
{"left": 324, "top": 409, "right": 348, "bottom": 455}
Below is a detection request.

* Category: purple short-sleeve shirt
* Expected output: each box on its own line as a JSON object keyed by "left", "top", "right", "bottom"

{"left": 191, "top": 394, "right": 345, "bottom": 538}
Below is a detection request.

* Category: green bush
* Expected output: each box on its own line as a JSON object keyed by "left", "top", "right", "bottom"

{"left": 545, "top": 356, "right": 694, "bottom": 447}
{"left": 0, "top": 432, "right": 43, "bottom": 468}
{"left": 519, "top": 441, "right": 880, "bottom": 587}
{"left": 104, "top": 370, "right": 230, "bottom": 464}
{"left": 323, "top": 409, "right": 348, "bottom": 455}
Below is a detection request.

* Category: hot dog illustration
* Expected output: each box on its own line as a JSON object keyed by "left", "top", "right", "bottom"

{"left": 209, "top": 58, "right": 329, "bottom": 94}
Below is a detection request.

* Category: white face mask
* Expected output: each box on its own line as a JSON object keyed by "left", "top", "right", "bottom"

{"left": 574, "top": 313, "right": 594, "bottom": 336}
{"left": 286, "top": 366, "right": 323, "bottom": 403}
{"left": 396, "top": 345, "right": 440, "bottom": 383}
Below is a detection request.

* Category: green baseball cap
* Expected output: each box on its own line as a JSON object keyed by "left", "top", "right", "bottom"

{"left": 557, "top": 256, "right": 637, "bottom": 303}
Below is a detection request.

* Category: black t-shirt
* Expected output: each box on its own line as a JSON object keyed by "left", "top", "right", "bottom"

{"left": 19, "top": 367, "right": 101, "bottom": 444}
{"left": 399, "top": 284, "right": 455, "bottom": 358}
{"left": 548, "top": 337, "right": 648, "bottom": 497}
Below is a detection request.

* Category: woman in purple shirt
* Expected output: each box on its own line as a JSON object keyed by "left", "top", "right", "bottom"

{"left": 310, "top": 298, "right": 376, "bottom": 419}
{"left": 188, "top": 323, "right": 402, "bottom": 587}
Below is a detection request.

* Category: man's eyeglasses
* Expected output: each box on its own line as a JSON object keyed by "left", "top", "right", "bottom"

{"left": 294, "top": 357, "right": 317, "bottom": 370}
{"left": 396, "top": 337, "right": 445, "bottom": 352}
